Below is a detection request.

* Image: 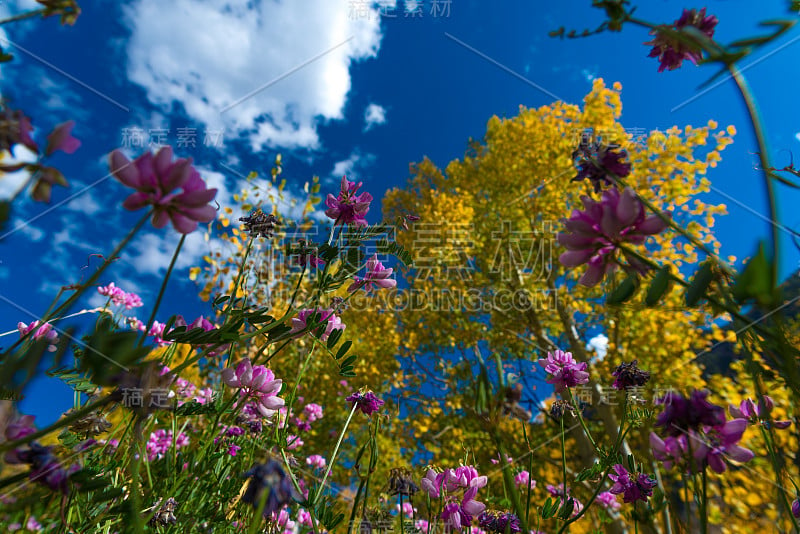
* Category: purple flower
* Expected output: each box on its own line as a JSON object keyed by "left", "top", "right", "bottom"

{"left": 98, "top": 282, "right": 144, "bottom": 310}
{"left": 45, "top": 121, "right": 81, "bottom": 156}
{"left": 478, "top": 510, "right": 522, "bottom": 533}
{"left": 729, "top": 395, "right": 791, "bottom": 430}
{"left": 242, "top": 460, "right": 300, "bottom": 518}
{"left": 221, "top": 359, "right": 285, "bottom": 418}
{"left": 558, "top": 187, "right": 670, "bottom": 287}
{"left": 597, "top": 491, "right": 621, "bottom": 511}
{"left": 109, "top": 146, "right": 218, "bottom": 234}
{"left": 303, "top": 403, "right": 324, "bottom": 422}
{"left": 290, "top": 308, "right": 345, "bottom": 342}
{"left": 654, "top": 389, "right": 726, "bottom": 436}
{"left": 572, "top": 137, "right": 631, "bottom": 192}
{"left": 324, "top": 175, "right": 373, "bottom": 227}
{"left": 146, "top": 429, "right": 189, "bottom": 461}
{"left": 0, "top": 105, "right": 38, "bottom": 153}
{"left": 306, "top": 454, "right": 326, "bottom": 470}
{"left": 611, "top": 360, "right": 650, "bottom": 390}
{"left": 347, "top": 254, "right": 397, "bottom": 293}
{"left": 346, "top": 390, "right": 384, "bottom": 416}
{"left": 441, "top": 501, "right": 472, "bottom": 531}
{"left": 650, "top": 432, "right": 689, "bottom": 471}
{"left": 514, "top": 470, "right": 535, "bottom": 490}
{"left": 537, "top": 349, "right": 589, "bottom": 393}
{"left": 793, "top": 499, "right": 800, "bottom": 519}
{"left": 17, "top": 321, "right": 59, "bottom": 352}
{"left": 689, "top": 419, "right": 754, "bottom": 474}
{"left": 421, "top": 468, "right": 446, "bottom": 498}
{"left": 645, "top": 8, "right": 718, "bottom": 72}
{"left": 608, "top": 464, "right": 657, "bottom": 503}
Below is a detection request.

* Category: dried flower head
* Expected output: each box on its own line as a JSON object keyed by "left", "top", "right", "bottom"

{"left": 612, "top": 360, "right": 651, "bottom": 390}
{"left": 146, "top": 497, "right": 179, "bottom": 526}
{"left": 68, "top": 411, "right": 112, "bottom": 438}
{"left": 387, "top": 467, "right": 420, "bottom": 497}
{"left": 240, "top": 208, "right": 281, "bottom": 238}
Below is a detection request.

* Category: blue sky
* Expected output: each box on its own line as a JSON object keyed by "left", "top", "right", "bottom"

{"left": 1, "top": 0, "right": 799, "bottom": 424}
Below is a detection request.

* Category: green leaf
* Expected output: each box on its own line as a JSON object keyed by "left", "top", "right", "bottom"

{"left": 326, "top": 328, "right": 343, "bottom": 349}
{"left": 685, "top": 262, "right": 715, "bottom": 307}
{"left": 645, "top": 266, "right": 672, "bottom": 306}
{"left": 606, "top": 275, "right": 637, "bottom": 305}
{"left": 733, "top": 242, "right": 777, "bottom": 307}
{"left": 335, "top": 340, "right": 352, "bottom": 359}
{"left": 340, "top": 354, "right": 357, "bottom": 368}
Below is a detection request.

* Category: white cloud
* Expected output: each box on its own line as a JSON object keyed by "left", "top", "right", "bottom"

{"left": 587, "top": 333, "right": 609, "bottom": 361}
{"left": 330, "top": 149, "right": 376, "bottom": 183}
{"left": 363, "top": 103, "right": 386, "bottom": 132}
{"left": 795, "top": 132, "right": 800, "bottom": 143}
{"left": 123, "top": 0, "right": 388, "bottom": 151}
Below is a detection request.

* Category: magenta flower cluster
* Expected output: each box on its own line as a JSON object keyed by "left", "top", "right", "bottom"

{"left": 645, "top": 8, "right": 718, "bottom": 72}
{"left": 558, "top": 187, "right": 670, "bottom": 287}
{"left": 98, "top": 282, "right": 143, "bottom": 309}
{"left": 608, "top": 464, "right": 657, "bottom": 503}
{"left": 537, "top": 349, "right": 589, "bottom": 393}
{"left": 109, "top": 145, "right": 218, "bottom": 234}
{"left": 146, "top": 429, "right": 190, "bottom": 461}
{"left": 729, "top": 395, "right": 792, "bottom": 430}
{"left": 17, "top": 321, "right": 59, "bottom": 352}
{"left": 421, "top": 466, "right": 487, "bottom": 531}
{"left": 347, "top": 254, "right": 397, "bottom": 293}
{"left": 222, "top": 359, "right": 285, "bottom": 419}
{"left": 290, "top": 308, "right": 345, "bottom": 342}
{"left": 346, "top": 390, "right": 384, "bottom": 416}
{"left": 325, "top": 175, "right": 373, "bottom": 227}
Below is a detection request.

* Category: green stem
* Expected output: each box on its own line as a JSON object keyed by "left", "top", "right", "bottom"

{"left": 317, "top": 404, "right": 359, "bottom": 500}
{"left": 139, "top": 234, "right": 186, "bottom": 347}
{"left": 130, "top": 417, "right": 145, "bottom": 533}
{"left": 0, "top": 9, "right": 46, "bottom": 26}
{"left": 700, "top": 467, "right": 708, "bottom": 534}
{"left": 565, "top": 388, "right": 599, "bottom": 452}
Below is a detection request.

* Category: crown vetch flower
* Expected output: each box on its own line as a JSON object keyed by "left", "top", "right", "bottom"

{"left": 597, "top": 491, "right": 621, "bottom": 511}
{"left": 221, "top": 359, "right": 284, "bottom": 418}
{"left": 654, "top": 389, "right": 725, "bottom": 436}
{"left": 45, "top": 121, "right": 80, "bottom": 156}
{"left": 558, "top": 187, "right": 670, "bottom": 287}
{"left": 650, "top": 432, "right": 689, "bottom": 471}
{"left": 645, "top": 8, "right": 718, "bottom": 72}
{"left": 690, "top": 418, "right": 754, "bottom": 474}
{"left": 478, "top": 510, "right": 522, "bottom": 533}
{"left": 109, "top": 146, "right": 218, "bottom": 234}
{"left": 348, "top": 254, "right": 397, "bottom": 293}
{"left": 612, "top": 360, "right": 651, "bottom": 390}
{"left": 242, "top": 460, "right": 300, "bottom": 517}
{"left": 608, "top": 464, "right": 657, "bottom": 503}
{"left": 17, "top": 321, "right": 59, "bottom": 352}
{"left": 289, "top": 308, "right": 345, "bottom": 341}
{"left": 729, "top": 395, "right": 791, "bottom": 430}
{"left": 537, "top": 349, "right": 589, "bottom": 393}
{"left": 793, "top": 499, "right": 800, "bottom": 519}
{"left": 572, "top": 137, "right": 631, "bottom": 192}
{"left": 346, "top": 390, "right": 384, "bottom": 416}
{"left": 325, "top": 175, "right": 373, "bottom": 227}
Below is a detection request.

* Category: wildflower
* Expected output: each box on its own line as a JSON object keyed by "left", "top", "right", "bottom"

{"left": 306, "top": 454, "right": 326, "bottom": 470}
{"left": 729, "top": 395, "right": 792, "bottom": 430}
{"left": 654, "top": 389, "right": 726, "bottom": 436}
{"left": 478, "top": 510, "right": 522, "bottom": 533}
{"left": 549, "top": 399, "right": 572, "bottom": 420}
{"left": 146, "top": 497, "right": 178, "bottom": 526}
{"left": 290, "top": 308, "right": 346, "bottom": 342}
{"left": 304, "top": 403, "right": 324, "bottom": 422}
{"left": 400, "top": 213, "right": 421, "bottom": 231}
{"left": 441, "top": 501, "right": 474, "bottom": 531}
{"left": 514, "top": 470, "right": 535, "bottom": 490}
{"left": 239, "top": 208, "right": 280, "bottom": 238}
{"left": 388, "top": 467, "right": 420, "bottom": 497}
{"left": 396, "top": 502, "right": 416, "bottom": 517}
{"left": 346, "top": 390, "right": 384, "bottom": 416}
{"left": 597, "top": 491, "right": 621, "bottom": 511}
{"left": 537, "top": 349, "right": 589, "bottom": 393}
{"left": 97, "top": 282, "right": 144, "bottom": 309}
{"left": 649, "top": 432, "right": 688, "bottom": 471}
{"left": 645, "top": 8, "right": 718, "bottom": 72}
{"left": 241, "top": 460, "right": 301, "bottom": 517}
{"left": 608, "top": 464, "right": 657, "bottom": 503}
{"left": 572, "top": 135, "right": 631, "bottom": 192}
{"left": 420, "top": 468, "right": 446, "bottom": 498}
{"left": 8, "top": 442, "right": 79, "bottom": 493}
{"left": 689, "top": 419, "right": 754, "bottom": 474}
{"left": 17, "top": 321, "right": 59, "bottom": 352}
{"left": 611, "top": 360, "right": 650, "bottom": 390}
{"left": 44, "top": 121, "right": 80, "bottom": 156}
{"left": 558, "top": 187, "right": 670, "bottom": 287}
{"left": 221, "top": 359, "right": 285, "bottom": 419}
{"left": 0, "top": 105, "right": 38, "bottom": 153}
{"left": 146, "top": 429, "right": 189, "bottom": 461}
{"left": 348, "top": 254, "right": 397, "bottom": 293}
{"left": 325, "top": 175, "right": 373, "bottom": 226}
{"left": 109, "top": 145, "right": 218, "bottom": 234}
{"left": 286, "top": 435, "right": 304, "bottom": 450}
{"left": 793, "top": 499, "right": 800, "bottom": 518}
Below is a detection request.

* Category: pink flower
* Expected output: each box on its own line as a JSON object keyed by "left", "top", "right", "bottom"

{"left": 290, "top": 308, "right": 345, "bottom": 342}
{"left": 348, "top": 254, "right": 397, "bottom": 293}
{"left": 537, "top": 349, "right": 589, "bottom": 393}
{"left": 146, "top": 429, "right": 189, "bottom": 461}
{"left": 17, "top": 321, "right": 59, "bottom": 352}
{"left": 306, "top": 454, "right": 326, "bottom": 469}
{"left": 303, "top": 403, "right": 324, "bottom": 422}
{"left": 597, "top": 491, "right": 621, "bottom": 511}
{"left": 286, "top": 435, "right": 304, "bottom": 450}
{"left": 514, "top": 470, "right": 535, "bottom": 490}
{"left": 222, "top": 359, "right": 285, "bottom": 418}
{"left": 689, "top": 419, "right": 755, "bottom": 474}
{"left": 396, "top": 502, "right": 416, "bottom": 517}
{"left": 729, "top": 395, "right": 792, "bottom": 430}
{"left": 98, "top": 282, "right": 143, "bottom": 309}
{"left": 324, "top": 175, "right": 373, "bottom": 227}
{"left": 557, "top": 187, "right": 670, "bottom": 287}
{"left": 645, "top": 8, "right": 718, "bottom": 72}
{"left": 109, "top": 145, "right": 218, "bottom": 234}
{"left": 45, "top": 121, "right": 80, "bottom": 156}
